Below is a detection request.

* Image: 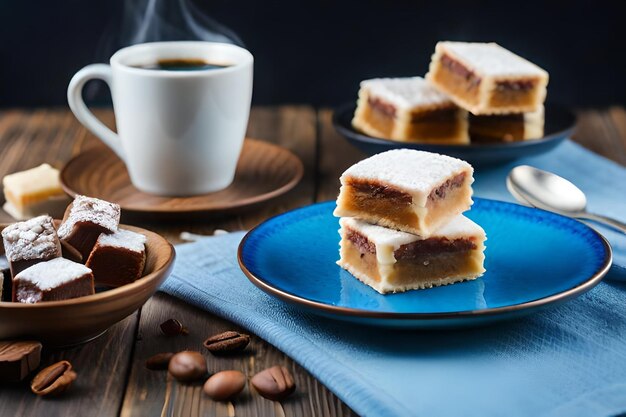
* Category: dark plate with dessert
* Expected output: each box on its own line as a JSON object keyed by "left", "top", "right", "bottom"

{"left": 333, "top": 102, "right": 576, "bottom": 166}
{"left": 60, "top": 139, "right": 303, "bottom": 219}
{"left": 238, "top": 199, "right": 611, "bottom": 329}
{"left": 0, "top": 222, "right": 175, "bottom": 346}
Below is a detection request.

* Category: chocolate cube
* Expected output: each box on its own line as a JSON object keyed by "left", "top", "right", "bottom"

{"left": 0, "top": 255, "right": 11, "bottom": 302}
{"left": 13, "top": 257, "right": 94, "bottom": 303}
{"left": 86, "top": 229, "right": 146, "bottom": 287}
{"left": 0, "top": 341, "right": 42, "bottom": 382}
{"left": 1, "top": 215, "right": 62, "bottom": 278}
{"left": 57, "top": 195, "right": 120, "bottom": 261}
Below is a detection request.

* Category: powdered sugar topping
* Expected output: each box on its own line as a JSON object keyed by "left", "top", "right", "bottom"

{"left": 1, "top": 215, "right": 61, "bottom": 261}
{"left": 361, "top": 77, "right": 454, "bottom": 110}
{"left": 340, "top": 149, "right": 473, "bottom": 205}
{"left": 97, "top": 229, "right": 146, "bottom": 253}
{"left": 14, "top": 257, "right": 92, "bottom": 290}
{"left": 437, "top": 42, "right": 548, "bottom": 78}
{"left": 57, "top": 195, "right": 120, "bottom": 239}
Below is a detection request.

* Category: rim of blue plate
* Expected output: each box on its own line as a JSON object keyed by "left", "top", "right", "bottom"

{"left": 332, "top": 102, "right": 577, "bottom": 151}
{"left": 238, "top": 199, "right": 613, "bottom": 321}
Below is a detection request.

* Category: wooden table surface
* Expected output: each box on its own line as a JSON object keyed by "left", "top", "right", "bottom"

{"left": 0, "top": 106, "right": 624, "bottom": 417}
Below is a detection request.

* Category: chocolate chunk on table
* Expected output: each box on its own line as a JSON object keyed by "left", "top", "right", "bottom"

{"left": 0, "top": 341, "right": 42, "bottom": 382}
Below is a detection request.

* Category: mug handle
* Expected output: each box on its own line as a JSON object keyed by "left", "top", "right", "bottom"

{"left": 67, "top": 64, "right": 125, "bottom": 161}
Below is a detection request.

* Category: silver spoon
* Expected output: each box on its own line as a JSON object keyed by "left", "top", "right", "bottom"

{"left": 507, "top": 165, "right": 626, "bottom": 234}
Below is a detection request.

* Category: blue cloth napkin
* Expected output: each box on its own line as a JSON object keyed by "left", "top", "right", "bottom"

{"left": 162, "top": 140, "right": 626, "bottom": 417}
{"left": 472, "top": 140, "right": 626, "bottom": 280}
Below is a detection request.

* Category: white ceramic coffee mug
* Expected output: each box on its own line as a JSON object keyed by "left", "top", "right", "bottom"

{"left": 68, "top": 41, "right": 253, "bottom": 196}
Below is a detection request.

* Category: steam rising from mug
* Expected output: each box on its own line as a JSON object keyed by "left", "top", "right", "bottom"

{"left": 119, "top": 0, "right": 243, "bottom": 46}
{"left": 89, "top": 0, "right": 244, "bottom": 105}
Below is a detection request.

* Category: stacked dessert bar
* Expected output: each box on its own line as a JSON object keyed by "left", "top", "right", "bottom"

{"left": 427, "top": 42, "right": 548, "bottom": 142}
{"left": 334, "top": 149, "right": 486, "bottom": 294}
{"left": 352, "top": 42, "right": 549, "bottom": 143}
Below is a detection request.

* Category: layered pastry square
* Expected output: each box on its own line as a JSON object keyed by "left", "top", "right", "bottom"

{"left": 352, "top": 77, "right": 469, "bottom": 144}
{"left": 469, "top": 105, "right": 544, "bottom": 142}
{"left": 2, "top": 164, "right": 70, "bottom": 220}
{"left": 57, "top": 195, "right": 120, "bottom": 261}
{"left": 426, "top": 42, "right": 549, "bottom": 115}
{"left": 1, "top": 215, "right": 62, "bottom": 278}
{"left": 86, "top": 229, "right": 146, "bottom": 287}
{"left": 13, "top": 257, "right": 94, "bottom": 303}
{"left": 338, "top": 216, "right": 486, "bottom": 294}
{"left": 334, "top": 149, "right": 474, "bottom": 236}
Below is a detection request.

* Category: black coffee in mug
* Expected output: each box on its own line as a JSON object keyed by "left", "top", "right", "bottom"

{"left": 134, "top": 58, "right": 231, "bottom": 71}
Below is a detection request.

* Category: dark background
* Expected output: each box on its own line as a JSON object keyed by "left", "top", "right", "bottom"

{"left": 1, "top": 0, "right": 625, "bottom": 108}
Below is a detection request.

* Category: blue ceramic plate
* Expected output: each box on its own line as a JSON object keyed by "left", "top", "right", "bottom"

{"left": 333, "top": 102, "right": 576, "bottom": 166}
{"left": 238, "top": 199, "right": 612, "bottom": 328}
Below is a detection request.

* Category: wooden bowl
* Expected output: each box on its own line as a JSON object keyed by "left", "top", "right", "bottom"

{"left": 0, "top": 224, "right": 175, "bottom": 347}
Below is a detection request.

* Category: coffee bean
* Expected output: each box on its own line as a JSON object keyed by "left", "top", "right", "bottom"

{"left": 145, "top": 352, "right": 175, "bottom": 370}
{"left": 203, "top": 331, "right": 250, "bottom": 354}
{"left": 203, "top": 370, "right": 246, "bottom": 401}
{"left": 30, "top": 360, "right": 77, "bottom": 397}
{"left": 168, "top": 351, "right": 207, "bottom": 382}
{"left": 159, "top": 319, "right": 188, "bottom": 336}
{"left": 250, "top": 366, "right": 295, "bottom": 401}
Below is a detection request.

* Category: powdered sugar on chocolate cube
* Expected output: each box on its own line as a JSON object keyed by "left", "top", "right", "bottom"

{"left": 87, "top": 229, "right": 147, "bottom": 288}
{"left": 96, "top": 229, "right": 146, "bottom": 253}
{"left": 15, "top": 257, "right": 91, "bottom": 290}
{"left": 1, "top": 215, "right": 61, "bottom": 262}
{"left": 57, "top": 195, "right": 120, "bottom": 239}
{"left": 13, "top": 257, "right": 94, "bottom": 303}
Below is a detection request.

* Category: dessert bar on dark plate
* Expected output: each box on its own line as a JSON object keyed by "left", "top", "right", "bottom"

{"left": 426, "top": 42, "right": 549, "bottom": 115}
{"left": 352, "top": 77, "right": 468, "bottom": 144}
{"left": 332, "top": 102, "right": 576, "bottom": 166}
{"left": 469, "top": 105, "right": 544, "bottom": 142}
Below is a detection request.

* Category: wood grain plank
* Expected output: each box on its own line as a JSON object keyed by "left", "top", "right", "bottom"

{"left": 607, "top": 106, "right": 626, "bottom": 165}
{"left": 120, "top": 106, "right": 356, "bottom": 417}
{"left": 572, "top": 109, "right": 626, "bottom": 166}
{"left": 121, "top": 294, "right": 355, "bottom": 417}
{"left": 0, "top": 313, "right": 138, "bottom": 417}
